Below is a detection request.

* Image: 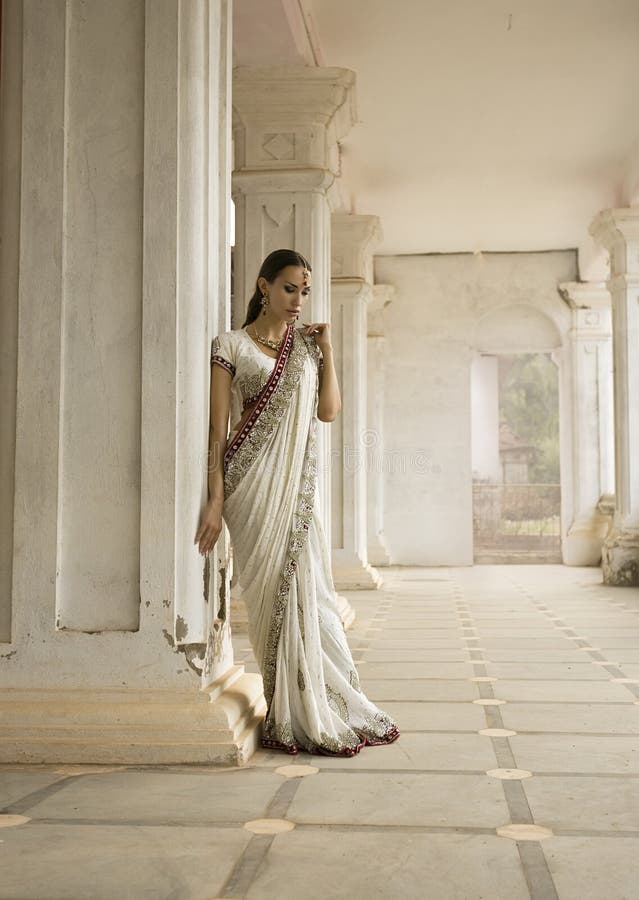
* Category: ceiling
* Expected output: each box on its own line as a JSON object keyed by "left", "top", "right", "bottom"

{"left": 233, "top": 0, "right": 639, "bottom": 276}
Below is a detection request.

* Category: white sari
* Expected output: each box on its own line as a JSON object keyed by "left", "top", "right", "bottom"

{"left": 211, "top": 324, "right": 399, "bottom": 756}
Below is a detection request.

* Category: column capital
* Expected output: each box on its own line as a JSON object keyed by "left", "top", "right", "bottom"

{"left": 331, "top": 213, "right": 383, "bottom": 284}
{"left": 233, "top": 66, "right": 357, "bottom": 175}
{"left": 589, "top": 208, "right": 639, "bottom": 280}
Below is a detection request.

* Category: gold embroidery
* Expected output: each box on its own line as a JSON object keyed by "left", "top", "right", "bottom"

{"left": 325, "top": 684, "right": 349, "bottom": 722}
{"left": 239, "top": 371, "right": 270, "bottom": 408}
{"left": 262, "top": 415, "right": 318, "bottom": 707}
{"left": 262, "top": 718, "right": 296, "bottom": 747}
{"left": 297, "top": 667, "right": 306, "bottom": 691}
{"left": 349, "top": 669, "right": 361, "bottom": 692}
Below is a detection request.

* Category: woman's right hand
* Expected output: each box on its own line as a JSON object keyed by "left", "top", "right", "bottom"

{"left": 194, "top": 500, "right": 223, "bottom": 556}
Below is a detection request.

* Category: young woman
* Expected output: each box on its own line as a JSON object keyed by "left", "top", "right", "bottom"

{"left": 194, "top": 248, "right": 399, "bottom": 757}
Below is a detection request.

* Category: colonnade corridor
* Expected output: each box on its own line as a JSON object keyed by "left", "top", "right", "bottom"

{"left": 1, "top": 565, "right": 638, "bottom": 899}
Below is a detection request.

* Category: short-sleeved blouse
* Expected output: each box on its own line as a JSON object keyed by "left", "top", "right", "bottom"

{"left": 211, "top": 327, "right": 321, "bottom": 439}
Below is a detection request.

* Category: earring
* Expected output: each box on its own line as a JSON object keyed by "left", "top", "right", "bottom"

{"left": 260, "top": 293, "right": 269, "bottom": 316}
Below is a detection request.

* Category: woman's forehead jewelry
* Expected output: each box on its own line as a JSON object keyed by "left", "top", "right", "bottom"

{"left": 302, "top": 266, "right": 311, "bottom": 286}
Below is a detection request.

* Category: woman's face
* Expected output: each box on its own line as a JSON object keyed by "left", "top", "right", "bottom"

{"left": 259, "top": 265, "right": 311, "bottom": 325}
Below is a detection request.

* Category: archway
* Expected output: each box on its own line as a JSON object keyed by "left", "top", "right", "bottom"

{"left": 471, "top": 305, "right": 563, "bottom": 563}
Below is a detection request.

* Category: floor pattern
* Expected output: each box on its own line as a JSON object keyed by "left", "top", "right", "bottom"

{"left": 1, "top": 565, "right": 639, "bottom": 899}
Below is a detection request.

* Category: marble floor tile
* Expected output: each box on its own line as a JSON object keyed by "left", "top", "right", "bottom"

{"left": 359, "top": 661, "right": 478, "bottom": 679}
{"left": 0, "top": 770, "right": 66, "bottom": 808}
{"left": 22, "top": 769, "right": 282, "bottom": 823}
{"left": 0, "top": 824, "right": 251, "bottom": 900}
{"left": 483, "top": 662, "right": 611, "bottom": 680}
{"left": 245, "top": 831, "right": 530, "bottom": 900}
{"left": 287, "top": 771, "right": 509, "bottom": 827}
{"left": 363, "top": 648, "right": 475, "bottom": 662}
{"left": 510, "top": 734, "right": 639, "bottom": 773}
{"left": 523, "top": 775, "right": 639, "bottom": 830}
{"left": 377, "top": 700, "right": 488, "bottom": 730}
{"left": 542, "top": 837, "right": 639, "bottom": 900}
{"left": 298, "top": 732, "right": 498, "bottom": 772}
{"left": 494, "top": 680, "right": 635, "bottom": 703}
{"left": 359, "top": 678, "right": 479, "bottom": 702}
{"left": 500, "top": 702, "right": 639, "bottom": 734}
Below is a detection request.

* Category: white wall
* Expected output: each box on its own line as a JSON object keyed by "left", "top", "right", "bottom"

{"left": 374, "top": 251, "right": 577, "bottom": 565}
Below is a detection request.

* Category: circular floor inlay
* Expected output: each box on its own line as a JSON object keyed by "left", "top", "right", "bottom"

{"left": 0, "top": 815, "right": 30, "bottom": 828}
{"left": 578, "top": 647, "right": 601, "bottom": 651}
{"left": 592, "top": 660, "right": 618, "bottom": 666}
{"left": 479, "top": 728, "right": 517, "bottom": 737}
{"left": 487, "top": 768, "right": 532, "bottom": 780}
{"left": 244, "top": 818, "right": 296, "bottom": 834}
{"left": 497, "top": 823, "right": 553, "bottom": 841}
{"left": 275, "top": 765, "right": 319, "bottom": 778}
{"left": 470, "top": 676, "right": 498, "bottom": 682}
{"left": 610, "top": 678, "right": 639, "bottom": 684}
{"left": 473, "top": 698, "right": 506, "bottom": 706}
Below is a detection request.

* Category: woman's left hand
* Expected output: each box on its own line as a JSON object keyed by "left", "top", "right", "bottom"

{"left": 302, "top": 321, "right": 331, "bottom": 353}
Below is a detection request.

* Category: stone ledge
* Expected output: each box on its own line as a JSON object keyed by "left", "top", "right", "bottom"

{"left": 333, "top": 563, "right": 383, "bottom": 591}
{"left": 0, "top": 672, "right": 266, "bottom": 766}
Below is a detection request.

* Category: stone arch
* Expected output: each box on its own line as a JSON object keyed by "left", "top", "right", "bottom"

{"left": 472, "top": 304, "right": 562, "bottom": 354}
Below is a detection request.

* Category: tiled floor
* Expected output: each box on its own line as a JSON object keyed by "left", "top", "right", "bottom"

{"left": 2, "top": 565, "right": 639, "bottom": 899}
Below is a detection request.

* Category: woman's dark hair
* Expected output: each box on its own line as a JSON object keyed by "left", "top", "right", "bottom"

{"left": 241, "top": 248, "right": 312, "bottom": 327}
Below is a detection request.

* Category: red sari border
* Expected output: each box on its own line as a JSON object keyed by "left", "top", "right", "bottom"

{"left": 223, "top": 324, "right": 294, "bottom": 467}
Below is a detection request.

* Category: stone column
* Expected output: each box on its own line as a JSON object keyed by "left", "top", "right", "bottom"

{"left": 330, "top": 213, "right": 383, "bottom": 589}
{"left": 0, "top": 0, "right": 264, "bottom": 765}
{"left": 589, "top": 209, "right": 639, "bottom": 585}
{"left": 231, "top": 65, "right": 357, "bottom": 624}
{"left": 366, "top": 284, "right": 394, "bottom": 566}
{"left": 558, "top": 282, "right": 614, "bottom": 565}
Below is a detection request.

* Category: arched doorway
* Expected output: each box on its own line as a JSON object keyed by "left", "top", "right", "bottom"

{"left": 471, "top": 305, "right": 563, "bottom": 563}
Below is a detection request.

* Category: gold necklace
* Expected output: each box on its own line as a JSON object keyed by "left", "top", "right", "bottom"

{"left": 251, "top": 323, "right": 286, "bottom": 351}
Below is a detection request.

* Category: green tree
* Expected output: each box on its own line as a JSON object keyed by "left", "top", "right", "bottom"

{"left": 499, "top": 353, "right": 559, "bottom": 483}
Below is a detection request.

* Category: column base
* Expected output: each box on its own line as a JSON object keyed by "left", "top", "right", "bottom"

{"left": 332, "top": 557, "right": 383, "bottom": 591}
{"left": 602, "top": 527, "right": 639, "bottom": 586}
{"left": 563, "top": 511, "right": 612, "bottom": 566}
{"left": 368, "top": 534, "right": 391, "bottom": 567}
{"left": 0, "top": 667, "right": 266, "bottom": 766}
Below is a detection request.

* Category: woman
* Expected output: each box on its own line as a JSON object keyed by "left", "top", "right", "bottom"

{"left": 194, "top": 249, "right": 399, "bottom": 757}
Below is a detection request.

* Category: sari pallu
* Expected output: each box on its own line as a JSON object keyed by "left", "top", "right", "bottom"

{"left": 221, "top": 325, "right": 399, "bottom": 756}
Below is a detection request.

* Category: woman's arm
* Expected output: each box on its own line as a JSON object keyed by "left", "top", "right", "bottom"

{"left": 303, "top": 322, "right": 341, "bottom": 422}
{"left": 194, "top": 364, "right": 232, "bottom": 555}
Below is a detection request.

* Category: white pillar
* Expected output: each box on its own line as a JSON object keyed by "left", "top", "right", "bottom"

{"left": 231, "top": 65, "right": 358, "bottom": 620}
{"left": 367, "top": 285, "right": 394, "bottom": 566}
{"left": 330, "top": 213, "right": 382, "bottom": 589}
{"left": 558, "top": 282, "right": 614, "bottom": 566}
{"left": 471, "top": 354, "right": 501, "bottom": 483}
{"left": 0, "top": 0, "right": 265, "bottom": 765}
{"left": 589, "top": 209, "right": 639, "bottom": 585}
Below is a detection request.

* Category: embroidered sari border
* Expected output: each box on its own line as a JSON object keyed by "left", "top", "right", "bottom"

{"left": 224, "top": 325, "right": 293, "bottom": 466}
{"left": 222, "top": 328, "right": 310, "bottom": 500}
